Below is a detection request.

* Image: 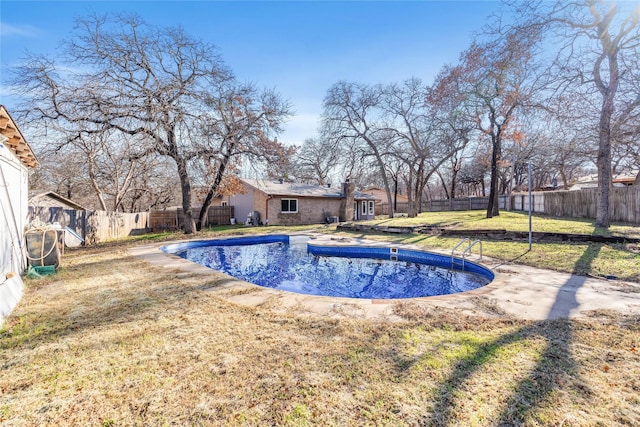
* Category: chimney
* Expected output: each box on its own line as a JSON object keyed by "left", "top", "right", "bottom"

{"left": 326, "top": 183, "right": 331, "bottom": 188}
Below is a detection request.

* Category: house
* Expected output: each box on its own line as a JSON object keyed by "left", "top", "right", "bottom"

{"left": 362, "top": 187, "right": 409, "bottom": 215}
{"left": 228, "top": 178, "right": 377, "bottom": 226}
{"left": 0, "top": 105, "right": 39, "bottom": 325}
{"left": 363, "top": 187, "right": 409, "bottom": 203}
{"left": 569, "top": 170, "right": 639, "bottom": 191}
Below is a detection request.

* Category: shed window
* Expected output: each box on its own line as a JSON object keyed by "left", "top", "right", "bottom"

{"left": 361, "top": 201, "right": 367, "bottom": 215}
{"left": 368, "top": 201, "right": 375, "bottom": 215}
{"left": 281, "top": 199, "right": 298, "bottom": 213}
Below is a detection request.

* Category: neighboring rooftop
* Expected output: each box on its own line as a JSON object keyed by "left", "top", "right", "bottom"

{"left": 570, "top": 170, "right": 639, "bottom": 190}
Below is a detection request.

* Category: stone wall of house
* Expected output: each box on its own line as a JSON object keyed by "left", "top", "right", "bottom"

{"left": 267, "top": 197, "right": 342, "bottom": 226}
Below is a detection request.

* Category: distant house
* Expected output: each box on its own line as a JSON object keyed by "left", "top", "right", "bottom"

{"left": 569, "top": 170, "right": 639, "bottom": 191}
{"left": 362, "top": 187, "right": 409, "bottom": 215}
{"left": 228, "top": 178, "right": 377, "bottom": 225}
{"left": 363, "top": 187, "right": 408, "bottom": 203}
{"left": 0, "top": 105, "right": 38, "bottom": 325}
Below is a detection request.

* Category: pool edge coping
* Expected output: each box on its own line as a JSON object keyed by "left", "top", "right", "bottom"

{"left": 128, "top": 232, "right": 640, "bottom": 321}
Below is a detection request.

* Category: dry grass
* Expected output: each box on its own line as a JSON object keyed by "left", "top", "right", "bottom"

{"left": 333, "top": 212, "right": 640, "bottom": 282}
{"left": 1, "top": 234, "right": 639, "bottom": 426}
{"left": 367, "top": 210, "right": 640, "bottom": 238}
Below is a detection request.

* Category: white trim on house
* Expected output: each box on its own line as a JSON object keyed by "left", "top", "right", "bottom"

{"left": 280, "top": 198, "right": 298, "bottom": 213}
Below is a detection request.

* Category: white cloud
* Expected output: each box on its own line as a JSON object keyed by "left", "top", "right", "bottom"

{"left": 0, "top": 22, "right": 41, "bottom": 38}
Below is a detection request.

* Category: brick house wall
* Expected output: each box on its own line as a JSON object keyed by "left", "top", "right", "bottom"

{"left": 267, "top": 197, "right": 342, "bottom": 226}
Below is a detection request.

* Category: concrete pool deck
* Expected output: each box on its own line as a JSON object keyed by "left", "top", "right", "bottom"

{"left": 128, "top": 233, "right": 640, "bottom": 321}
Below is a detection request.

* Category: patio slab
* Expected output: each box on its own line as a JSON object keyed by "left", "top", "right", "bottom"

{"left": 128, "top": 234, "right": 640, "bottom": 321}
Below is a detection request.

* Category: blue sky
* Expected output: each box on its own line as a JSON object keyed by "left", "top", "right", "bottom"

{"left": 1, "top": 1, "right": 502, "bottom": 145}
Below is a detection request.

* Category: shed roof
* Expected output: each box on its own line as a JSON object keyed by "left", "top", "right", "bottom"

{"left": 29, "top": 191, "right": 86, "bottom": 210}
{"left": 0, "top": 105, "right": 38, "bottom": 168}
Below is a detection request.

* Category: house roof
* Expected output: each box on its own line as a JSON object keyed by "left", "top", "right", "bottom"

{"left": 241, "top": 178, "right": 376, "bottom": 200}
{"left": 0, "top": 105, "right": 38, "bottom": 168}
{"left": 570, "top": 170, "right": 638, "bottom": 190}
{"left": 612, "top": 170, "right": 638, "bottom": 185}
{"left": 29, "top": 191, "right": 86, "bottom": 210}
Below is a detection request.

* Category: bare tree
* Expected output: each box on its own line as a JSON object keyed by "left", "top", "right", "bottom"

{"left": 14, "top": 14, "right": 234, "bottom": 233}
{"left": 322, "top": 81, "right": 397, "bottom": 218}
{"left": 381, "top": 78, "right": 457, "bottom": 217}
{"left": 194, "top": 82, "right": 292, "bottom": 230}
{"left": 426, "top": 28, "right": 540, "bottom": 218}
{"left": 467, "top": 34, "right": 540, "bottom": 217}
{"left": 292, "top": 136, "right": 342, "bottom": 185}
{"left": 509, "top": 0, "right": 640, "bottom": 227}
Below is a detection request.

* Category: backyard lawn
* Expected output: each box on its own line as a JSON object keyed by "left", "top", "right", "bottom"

{"left": 338, "top": 211, "right": 640, "bottom": 282}
{"left": 1, "top": 212, "right": 639, "bottom": 425}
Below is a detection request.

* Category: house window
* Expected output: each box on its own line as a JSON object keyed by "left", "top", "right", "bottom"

{"left": 368, "top": 201, "right": 375, "bottom": 215}
{"left": 281, "top": 199, "right": 298, "bottom": 213}
{"left": 361, "top": 201, "right": 367, "bottom": 215}
{"left": 221, "top": 201, "right": 228, "bottom": 207}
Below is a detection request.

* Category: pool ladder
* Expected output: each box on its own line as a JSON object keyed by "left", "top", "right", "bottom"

{"left": 451, "top": 238, "right": 483, "bottom": 270}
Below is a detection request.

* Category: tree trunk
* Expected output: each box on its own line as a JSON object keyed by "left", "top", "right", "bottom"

{"left": 559, "top": 168, "right": 569, "bottom": 190}
{"left": 197, "top": 153, "right": 231, "bottom": 231}
{"left": 595, "top": 115, "right": 612, "bottom": 228}
{"left": 176, "top": 157, "right": 195, "bottom": 234}
{"left": 450, "top": 169, "right": 458, "bottom": 200}
{"left": 436, "top": 171, "right": 450, "bottom": 200}
{"left": 594, "top": 48, "right": 618, "bottom": 228}
{"left": 393, "top": 178, "right": 398, "bottom": 212}
{"left": 87, "top": 156, "right": 108, "bottom": 211}
{"left": 367, "top": 141, "right": 394, "bottom": 218}
{"left": 486, "top": 134, "right": 501, "bottom": 218}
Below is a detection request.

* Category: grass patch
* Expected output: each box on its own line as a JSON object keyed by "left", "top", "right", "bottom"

{"left": 100, "top": 211, "right": 640, "bottom": 281}
{"left": 367, "top": 210, "right": 640, "bottom": 238}
{"left": 332, "top": 211, "right": 640, "bottom": 281}
{"left": 1, "top": 231, "right": 639, "bottom": 425}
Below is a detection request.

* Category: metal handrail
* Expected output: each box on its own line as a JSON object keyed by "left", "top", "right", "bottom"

{"left": 451, "top": 238, "right": 470, "bottom": 268}
{"left": 462, "top": 239, "right": 483, "bottom": 261}
{"left": 452, "top": 238, "right": 483, "bottom": 270}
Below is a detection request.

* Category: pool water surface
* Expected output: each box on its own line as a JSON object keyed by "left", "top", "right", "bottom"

{"left": 163, "top": 235, "right": 493, "bottom": 299}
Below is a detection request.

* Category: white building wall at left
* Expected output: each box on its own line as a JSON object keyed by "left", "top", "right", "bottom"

{"left": 0, "top": 140, "right": 29, "bottom": 325}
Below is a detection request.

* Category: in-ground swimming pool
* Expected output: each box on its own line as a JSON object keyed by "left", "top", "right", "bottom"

{"left": 162, "top": 235, "right": 494, "bottom": 299}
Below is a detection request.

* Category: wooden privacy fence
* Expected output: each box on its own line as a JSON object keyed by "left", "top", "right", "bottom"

{"left": 86, "top": 211, "right": 149, "bottom": 243}
{"left": 28, "top": 207, "right": 150, "bottom": 244}
{"left": 378, "top": 196, "right": 507, "bottom": 215}
{"left": 423, "top": 197, "right": 495, "bottom": 212}
{"left": 510, "top": 187, "right": 640, "bottom": 224}
{"left": 149, "top": 206, "right": 234, "bottom": 231}
{"left": 376, "top": 188, "right": 639, "bottom": 224}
